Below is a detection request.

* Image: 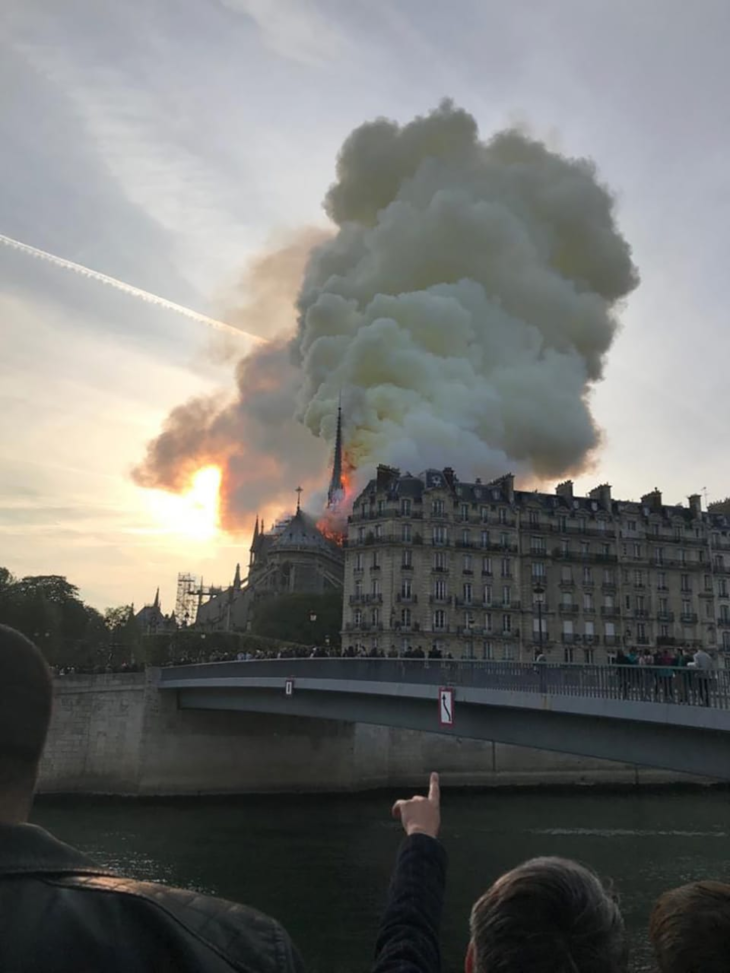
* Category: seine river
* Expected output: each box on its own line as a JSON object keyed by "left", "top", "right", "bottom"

{"left": 33, "top": 789, "right": 730, "bottom": 973}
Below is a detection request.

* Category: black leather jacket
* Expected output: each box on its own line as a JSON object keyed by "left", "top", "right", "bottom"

{"left": 0, "top": 823, "right": 304, "bottom": 973}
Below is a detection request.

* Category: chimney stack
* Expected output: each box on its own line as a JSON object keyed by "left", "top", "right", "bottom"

{"left": 589, "top": 483, "right": 612, "bottom": 510}
{"left": 556, "top": 480, "right": 574, "bottom": 501}
{"left": 641, "top": 488, "right": 663, "bottom": 514}
{"left": 688, "top": 494, "right": 702, "bottom": 518}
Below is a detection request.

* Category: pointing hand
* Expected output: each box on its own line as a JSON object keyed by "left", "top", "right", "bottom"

{"left": 391, "top": 772, "right": 441, "bottom": 839}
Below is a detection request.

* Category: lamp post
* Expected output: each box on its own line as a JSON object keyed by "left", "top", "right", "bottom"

{"left": 533, "top": 583, "right": 546, "bottom": 658}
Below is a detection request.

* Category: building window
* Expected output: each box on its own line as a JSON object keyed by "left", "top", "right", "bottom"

{"left": 432, "top": 499, "right": 444, "bottom": 516}
{"left": 463, "top": 583, "right": 473, "bottom": 604}
{"left": 401, "top": 498, "right": 411, "bottom": 516}
{"left": 660, "top": 624, "right": 669, "bottom": 637}
{"left": 503, "top": 644, "right": 515, "bottom": 661}
{"left": 355, "top": 580, "right": 363, "bottom": 598}
{"left": 681, "top": 574, "right": 691, "bottom": 593}
{"left": 402, "top": 523, "right": 412, "bottom": 543}
{"left": 704, "top": 574, "right": 713, "bottom": 592}
{"left": 483, "top": 586, "right": 492, "bottom": 606}
{"left": 529, "top": 509, "right": 539, "bottom": 526}
{"left": 432, "top": 525, "right": 447, "bottom": 546}
{"left": 355, "top": 553, "right": 364, "bottom": 570}
{"left": 480, "top": 506, "right": 489, "bottom": 523}
{"left": 354, "top": 609, "right": 362, "bottom": 625}
{"left": 375, "top": 524, "right": 382, "bottom": 539}
{"left": 484, "top": 612, "right": 492, "bottom": 632}
{"left": 583, "top": 566, "right": 593, "bottom": 584}
{"left": 372, "top": 551, "right": 379, "bottom": 569}
{"left": 434, "top": 579, "right": 447, "bottom": 600}
{"left": 604, "top": 569, "right": 615, "bottom": 585}
{"left": 402, "top": 549, "right": 412, "bottom": 568}
{"left": 654, "top": 547, "right": 664, "bottom": 564}
{"left": 532, "top": 562, "right": 546, "bottom": 579}
{"left": 481, "top": 530, "right": 490, "bottom": 548}
{"left": 358, "top": 527, "right": 365, "bottom": 542}
{"left": 628, "top": 520, "right": 637, "bottom": 531}
{"left": 636, "top": 595, "right": 644, "bottom": 611}
{"left": 377, "top": 500, "right": 384, "bottom": 514}
{"left": 531, "top": 536, "right": 546, "bottom": 554}
{"left": 463, "top": 554, "right": 472, "bottom": 572}
{"left": 584, "top": 593, "right": 594, "bottom": 611}
{"left": 601, "top": 543, "right": 610, "bottom": 557}
{"left": 460, "top": 503, "right": 469, "bottom": 521}
{"left": 625, "top": 594, "right": 631, "bottom": 609}
{"left": 562, "top": 566, "right": 572, "bottom": 582}
{"left": 564, "top": 646, "right": 575, "bottom": 663}
{"left": 658, "top": 572, "right": 667, "bottom": 590}
{"left": 483, "top": 641, "right": 493, "bottom": 660}
{"left": 502, "top": 586, "right": 511, "bottom": 606}
{"left": 498, "top": 508, "right": 507, "bottom": 524}
{"left": 501, "top": 558, "right": 511, "bottom": 578}
{"left": 558, "top": 516, "right": 567, "bottom": 532}
{"left": 462, "top": 528, "right": 471, "bottom": 545}
{"left": 433, "top": 610, "right": 446, "bottom": 630}
{"left": 720, "top": 581, "right": 729, "bottom": 598}
{"left": 401, "top": 607, "right": 411, "bottom": 626}
{"left": 502, "top": 614, "right": 512, "bottom": 633}
{"left": 581, "top": 541, "right": 590, "bottom": 556}
{"left": 634, "top": 570, "right": 643, "bottom": 586}
{"left": 637, "top": 622, "right": 646, "bottom": 640}
{"left": 584, "top": 648, "right": 594, "bottom": 664}
{"left": 585, "top": 620, "right": 595, "bottom": 640}
{"left": 401, "top": 579, "right": 412, "bottom": 599}
{"left": 659, "top": 597, "right": 668, "bottom": 613}
{"left": 633, "top": 543, "right": 641, "bottom": 558}
{"left": 482, "top": 557, "right": 492, "bottom": 575}
{"left": 372, "top": 608, "right": 379, "bottom": 626}
{"left": 371, "top": 579, "right": 380, "bottom": 596}
{"left": 434, "top": 551, "right": 445, "bottom": 570}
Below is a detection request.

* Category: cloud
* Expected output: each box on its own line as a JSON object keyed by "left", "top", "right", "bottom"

{"left": 219, "top": 0, "right": 348, "bottom": 67}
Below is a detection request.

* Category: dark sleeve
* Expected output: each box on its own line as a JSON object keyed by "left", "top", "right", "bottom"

{"left": 372, "top": 833, "right": 448, "bottom": 973}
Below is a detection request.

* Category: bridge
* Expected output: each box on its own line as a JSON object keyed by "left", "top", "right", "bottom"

{"left": 158, "top": 660, "right": 730, "bottom": 781}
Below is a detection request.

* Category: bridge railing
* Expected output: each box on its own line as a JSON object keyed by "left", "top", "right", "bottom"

{"left": 161, "top": 659, "right": 730, "bottom": 711}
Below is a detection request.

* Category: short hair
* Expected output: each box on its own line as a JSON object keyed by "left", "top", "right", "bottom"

{"left": 470, "top": 856, "right": 627, "bottom": 973}
{"left": 0, "top": 625, "right": 53, "bottom": 791}
{"left": 649, "top": 881, "right": 730, "bottom": 973}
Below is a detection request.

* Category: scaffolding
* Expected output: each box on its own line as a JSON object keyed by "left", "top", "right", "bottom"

{"left": 175, "top": 572, "right": 200, "bottom": 626}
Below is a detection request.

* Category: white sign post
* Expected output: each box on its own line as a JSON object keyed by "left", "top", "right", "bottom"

{"left": 438, "top": 687, "right": 454, "bottom": 727}
{"left": 285, "top": 678, "right": 294, "bottom": 697}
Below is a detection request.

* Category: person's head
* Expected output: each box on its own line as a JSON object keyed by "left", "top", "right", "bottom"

{"left": 0, "top": 625, "right": 53, "bottom": 822}
{"left": 467, "top": 856, "right": 626, "bottom": 973}
{"left": 649, "top": 881, "right": 730, "bottom": 973}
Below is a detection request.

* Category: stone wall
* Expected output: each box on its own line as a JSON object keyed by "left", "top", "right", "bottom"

{"left": 37, "top": 671, "right": 700, "bottom": 796}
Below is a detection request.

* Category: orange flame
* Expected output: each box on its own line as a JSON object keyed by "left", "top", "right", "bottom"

{"left": 317, "top": 456, "right": 356, "bottom": 545}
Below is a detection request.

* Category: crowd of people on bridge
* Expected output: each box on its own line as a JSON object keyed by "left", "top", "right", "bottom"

{"left": 1, "top": 620, "right": 729, "bottom": 972}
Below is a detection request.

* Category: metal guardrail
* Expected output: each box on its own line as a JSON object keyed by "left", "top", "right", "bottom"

{"left": 161, "top": 659, "right": 730, "bottom": 711}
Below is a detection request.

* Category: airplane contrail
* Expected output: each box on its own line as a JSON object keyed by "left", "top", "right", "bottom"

{"left": 0, "top": 232, "right": 267, "bottom": 344}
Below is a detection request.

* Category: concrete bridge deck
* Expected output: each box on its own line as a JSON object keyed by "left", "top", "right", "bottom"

{"left": 159, "top": 660, "right": 730, "bottom": 780}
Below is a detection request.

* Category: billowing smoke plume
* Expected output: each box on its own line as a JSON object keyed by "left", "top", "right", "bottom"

{"left": 134, "top": 101, "right": 639, "bottom": 529}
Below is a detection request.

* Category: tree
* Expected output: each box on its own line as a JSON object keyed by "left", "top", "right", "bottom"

{"left": 251, "top": 592, "right": 342, "bottom": 648}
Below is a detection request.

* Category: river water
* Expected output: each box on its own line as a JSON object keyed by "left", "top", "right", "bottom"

{"left": 33, "top": 789, "right": 730, "bottom": 973}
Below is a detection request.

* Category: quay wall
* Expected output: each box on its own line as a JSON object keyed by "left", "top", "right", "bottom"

{"left": 37, "top": 671, "right": 700, "bottom": 796}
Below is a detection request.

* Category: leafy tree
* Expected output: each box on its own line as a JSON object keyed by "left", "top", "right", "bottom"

{"left": 251, "top": 592, "right": 342, "bottom": 648}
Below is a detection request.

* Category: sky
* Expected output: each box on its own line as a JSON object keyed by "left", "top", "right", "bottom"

{"left": 2, "top": 0, "right": 730, "bottom": 612}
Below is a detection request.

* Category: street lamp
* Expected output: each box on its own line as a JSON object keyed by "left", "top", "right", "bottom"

{"left": 533, "top": 583, "right": 546, "bottom": 657}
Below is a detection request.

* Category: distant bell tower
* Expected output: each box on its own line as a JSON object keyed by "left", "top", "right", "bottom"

{"left": 327, "top": 404, "right": 344, "bottom": 508}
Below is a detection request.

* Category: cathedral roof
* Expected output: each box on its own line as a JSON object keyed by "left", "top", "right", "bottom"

{"left": 271, "top": 509, "right": 337, "bottom": 552}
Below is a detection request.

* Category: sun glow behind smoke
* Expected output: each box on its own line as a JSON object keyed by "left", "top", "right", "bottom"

{"left": 143, "top": 465, "right": 222, "bottom": 540}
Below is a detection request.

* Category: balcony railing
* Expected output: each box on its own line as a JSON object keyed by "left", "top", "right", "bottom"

{"left": 559, "top": 604, "right": 580, "bottom": 615}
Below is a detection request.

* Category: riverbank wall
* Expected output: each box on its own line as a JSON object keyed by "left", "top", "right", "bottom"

{"left": 37, "top": 671, "right": 703, "bottom": 796}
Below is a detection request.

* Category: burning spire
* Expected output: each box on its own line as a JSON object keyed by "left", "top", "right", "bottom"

{"left": 327, "top": 403, "right": 344, "bottom": 508}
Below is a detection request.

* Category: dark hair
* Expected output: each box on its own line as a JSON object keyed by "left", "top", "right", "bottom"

{"left": 0, "top": 625, "right": 53, "bottom": 791}
{"left": 649, "top": 881, "right": 730, "bottom": 973}
{"left": 470, "top": 856, "right": 627, "bottom": 973}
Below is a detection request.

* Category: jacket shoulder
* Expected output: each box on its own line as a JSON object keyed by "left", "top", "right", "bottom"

{"left": 50, "top": 873, "right": 301, "bottom": 973}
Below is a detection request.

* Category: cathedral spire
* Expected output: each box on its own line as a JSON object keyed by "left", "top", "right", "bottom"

{"left": 153, "top": 587, "right": 160, "bottom": 610}
{"left": 327, "top": 402, "right": 344, "bottom": 508}
{"left": 233, "top": 562, "right": 241, "bottom": 588}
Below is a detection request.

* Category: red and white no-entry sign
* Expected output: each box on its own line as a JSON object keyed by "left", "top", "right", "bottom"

{"left": 285, "top": 678, "right": 294, "bottom": 697}
{"left": 438, "top": 687, "right": 454, "bottom": 727}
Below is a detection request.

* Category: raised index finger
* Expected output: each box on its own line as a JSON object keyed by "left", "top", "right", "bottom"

{"left": 428, "top": 771, "right": 440, "bottom": 805}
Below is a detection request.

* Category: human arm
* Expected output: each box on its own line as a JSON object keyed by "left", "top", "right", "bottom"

{"left": 372, "top": 774, "right": 447, "bottom": 973}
